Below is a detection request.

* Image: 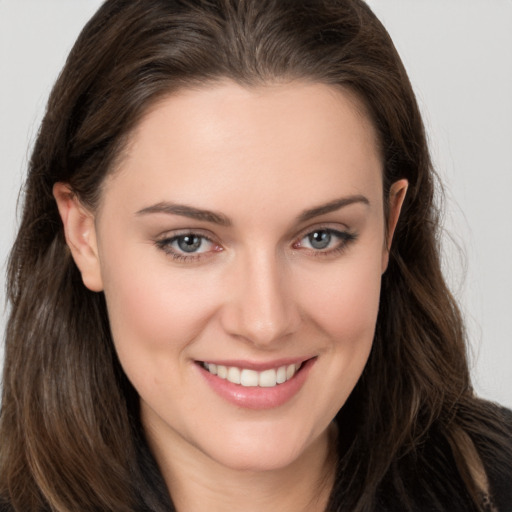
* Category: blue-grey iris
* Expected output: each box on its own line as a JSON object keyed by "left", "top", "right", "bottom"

{"left": 309, "top": 230, "right": 331, "bottom": 250}
{"left": 177, "top": 235, "right": 202, "bottom": 252}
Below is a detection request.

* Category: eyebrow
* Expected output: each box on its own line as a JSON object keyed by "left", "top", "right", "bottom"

{"left": 136, "top": 202, "right": 232, "bottom": 226}
{"left": 136, "top": 194, "right": 369, "bottom": 226}
{"left": 296, "top": 195, "right": 370, "bottom": 223}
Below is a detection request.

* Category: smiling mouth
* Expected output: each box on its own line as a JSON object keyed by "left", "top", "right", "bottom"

{"left": 200, "top": 362, "right": 303, "bottom": 388}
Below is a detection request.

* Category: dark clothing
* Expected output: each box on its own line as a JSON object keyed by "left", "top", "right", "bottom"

{"left": 1, "top": 408, "right": 511, "bottom": 512}
{"left": 131, "top": 407, "right": 512, "bottom": 512}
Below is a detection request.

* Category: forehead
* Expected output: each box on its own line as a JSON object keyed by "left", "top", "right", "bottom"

{"left": 100, "top": 80, "right": 383, "bottom": 220}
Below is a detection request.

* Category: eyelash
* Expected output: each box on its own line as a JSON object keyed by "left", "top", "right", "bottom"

{"left": 155, "top": 232, "right": 220, "bottom": 262}
{"left": 293, "top": 228, "right": 357, "bottom": 257}
{"left": 155, "top": 227, "right": 357, "bottom": 262}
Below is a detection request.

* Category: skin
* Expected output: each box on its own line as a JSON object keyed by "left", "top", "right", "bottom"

{"left": 55, "top": 81, "right": 407, "bottom": 512}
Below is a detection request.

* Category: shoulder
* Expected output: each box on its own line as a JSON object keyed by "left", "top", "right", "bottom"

{"left": 374, "top": 403, "right": 512, "bottom": 512}
{"left": 480, "top": 406, "right": 512, "bottom": 512}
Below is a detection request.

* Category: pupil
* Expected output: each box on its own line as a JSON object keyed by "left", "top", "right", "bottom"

{"left": 178, "top": 235, "right": 202, "bottom": 252}
{"left": 309, "top": 231, "right": 331, "bottom": 250}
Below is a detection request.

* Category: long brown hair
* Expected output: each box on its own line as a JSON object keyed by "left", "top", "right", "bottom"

{"left": 1, "top": 1, "right": 510, "bottom": 511}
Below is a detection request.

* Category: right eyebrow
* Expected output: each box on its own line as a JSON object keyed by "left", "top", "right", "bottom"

{"left": 135, "top": 202, "right": 232, "bottom": 227}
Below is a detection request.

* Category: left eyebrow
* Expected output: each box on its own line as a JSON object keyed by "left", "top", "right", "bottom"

{"left": 296, "top": 195, "right": 370, "bottom": 223}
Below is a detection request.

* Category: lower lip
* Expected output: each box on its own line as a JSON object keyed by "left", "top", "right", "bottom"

{"left": 197, "top": 358, "right": 316, "bottom": 410}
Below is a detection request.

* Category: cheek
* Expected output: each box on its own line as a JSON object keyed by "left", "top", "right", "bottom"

{"left": 99, "top": 244, "right": 222, "bottom": 370}
{"left": 287, "top": 249, "right": 383, "bottom": 436}
{"left": 297, "top": 251, "right": 383, "bottom": 343}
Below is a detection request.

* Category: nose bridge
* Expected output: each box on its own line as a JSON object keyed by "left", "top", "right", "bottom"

{"left": 222, "top": 247, "right": 299, "bottom": 346}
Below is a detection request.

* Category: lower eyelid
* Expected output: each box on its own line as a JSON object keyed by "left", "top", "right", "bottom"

{"left": 295, "top": 230, "right": 357, "bottom": 254}
{"left": 155, "top": 228, "right": 356, "bottom": 261}
{"left": 155, "top": 233, "right": 221, "bottom": 260}
{"left": 296, "top": 228, "right": 353, "bottom": 244}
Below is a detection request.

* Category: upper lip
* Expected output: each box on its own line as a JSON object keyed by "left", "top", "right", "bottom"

{"left": 196, "top": 356, "right": 315, "bottom": 371}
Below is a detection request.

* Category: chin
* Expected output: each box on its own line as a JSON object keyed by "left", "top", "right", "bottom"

{"left": 198, "top": 421, "right": 327, "bottom": 474}
{"left": 209, "top": 443, "right": 305, "bottom": 473}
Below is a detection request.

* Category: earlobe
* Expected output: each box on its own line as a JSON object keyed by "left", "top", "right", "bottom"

{"left": 382, "top": 179, "right": 408, "bottom": 272}
{"left": 53, "top": 183, "right": 104, "bottom": 292}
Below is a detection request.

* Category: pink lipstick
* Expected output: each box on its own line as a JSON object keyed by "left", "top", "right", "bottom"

{"left": 197, "top": 357, "right": 316, "bottom": 409}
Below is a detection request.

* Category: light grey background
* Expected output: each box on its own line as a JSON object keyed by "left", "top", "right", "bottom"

{"left": 1, "top": 0, "right": 511, "bottom": 408}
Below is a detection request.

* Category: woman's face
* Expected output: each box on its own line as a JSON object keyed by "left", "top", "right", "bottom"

{"left": 58, "top": 81, "right": 406, "bottom": 473}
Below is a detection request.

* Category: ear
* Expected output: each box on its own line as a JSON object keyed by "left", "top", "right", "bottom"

{"left": 382, "top": 178, "right": 408, "bottom": 272}
{"left": 53, "top": 183, "right": 104, "bottom": 292}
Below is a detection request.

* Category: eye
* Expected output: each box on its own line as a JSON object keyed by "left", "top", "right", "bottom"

{"left": 174, "top": 234, "right": 207, "bottom": 253}
{"left": 294, "top": 228, "right": 356, "bottom": 254}
{"left": 305, "top": 230, "right": 334, "bottom": 250}
{"left": 156, "top": 232, "right": 220, "bottom": 260}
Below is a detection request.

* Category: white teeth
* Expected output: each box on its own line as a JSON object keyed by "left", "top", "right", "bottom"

{"left": 227, "top": 366, "right": 241, "bottom": 384}
{"left": 259, "top": 369, "right": 277, "bottom": 387}
{"left": 203, "top": 362, "right": 302, "bottom": 387}
{"left": 240, "top": 369, "right": 259, "bottom": 387}
{"left": 276, "top": 366, "right": 287, "bottom": 384}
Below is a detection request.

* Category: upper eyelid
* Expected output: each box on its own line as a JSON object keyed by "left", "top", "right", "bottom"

{"left": 156, "top": 228, "right": 217, "bottom": 242}
{"left": 158, "top": 233, "right": 217, "bottom": 251}
{"left": 155, "top": 224, "right": 351, "bottom": 245}
{"left": 295, "top": 227, "right": 352, "bottom": 245}
{"left": 155, "top": 233, "right": 218, "bottom": 260}
{"left": 292, "top": 222, "right": 351, "bottom": 242}
{"left": 301, "top": 227, "right": 347, "bottom": 238}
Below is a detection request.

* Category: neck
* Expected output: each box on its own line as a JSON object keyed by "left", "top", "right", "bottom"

{"left": 148, "top": 423, "right": 337, "bottom": 512}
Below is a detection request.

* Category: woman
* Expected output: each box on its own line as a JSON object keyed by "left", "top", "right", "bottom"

{"left": 1, "top": 0, "right": 510, "bottom": 511}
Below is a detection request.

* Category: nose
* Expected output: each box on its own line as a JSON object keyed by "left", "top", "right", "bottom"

{"left": 220, "top": 250, "right": 301, "bottom": 348}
